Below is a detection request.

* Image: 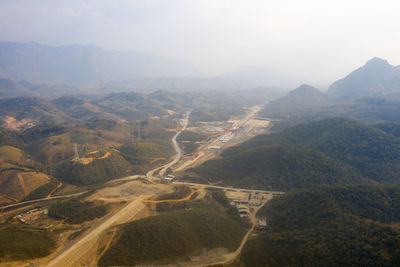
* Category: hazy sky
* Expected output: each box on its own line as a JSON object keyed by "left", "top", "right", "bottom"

{"left": 1, "top": 0, "right": 400, "bottom": 84}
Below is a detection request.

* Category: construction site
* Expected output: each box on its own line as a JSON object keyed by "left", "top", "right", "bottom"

{"left": 0, "top": 106, "right": 281, "bottom": 267}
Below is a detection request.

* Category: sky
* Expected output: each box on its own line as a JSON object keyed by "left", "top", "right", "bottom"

{"left": 1, "top": 0, "right": 400, "bottom": 84}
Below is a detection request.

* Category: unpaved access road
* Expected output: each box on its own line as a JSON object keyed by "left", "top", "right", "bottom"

{"left": 207, "top": 195, "right": 272, "bottom": 266}
{"left": 46, "top": 196, "right": 147, "bottom": 267}
{"left": 47, "top": 111, "right": 191, "bottom": 266}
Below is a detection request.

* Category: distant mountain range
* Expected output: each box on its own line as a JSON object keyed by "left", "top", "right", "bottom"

{"left": 261, "top": 57, "right": 400, "bottom": 124}
{"left": 0, "top": 41, "right": 197, "bottom": 85}
{"left": 0, "top": 41, "right": 298, "bottom": 91}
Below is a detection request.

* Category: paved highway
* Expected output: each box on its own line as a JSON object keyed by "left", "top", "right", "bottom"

{"left": 0, "top": 191, "right": 87, "bottom": 211}
{"left": 147, "top": 111, "right": 190, "bottom": 180}
{"left": 42, "top": 110, "right": 276, "bottom": 266}
{"left": 176, "top": 105, "right": 262, "bottom": 172}
{"left": 47, "top": 111, "right": 191, "bottom": 266}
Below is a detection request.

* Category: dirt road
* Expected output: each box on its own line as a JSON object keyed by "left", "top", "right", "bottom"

{"left": 215, "top": 197, "right": 271, "bottom": 265}
{"left": 47, "top": 181, "right": 63, "bottom": 198}
{"left": 46, "top": 196, "right": 147, "bottom": 267}
{"left": 142, "top": 189, "right": 199, "bottom": 204}
{"left": 192, "top": 195, "right": 272, "bottom": 266}
{"left": 47, "top": 111, "right": 191, "bottom": 266}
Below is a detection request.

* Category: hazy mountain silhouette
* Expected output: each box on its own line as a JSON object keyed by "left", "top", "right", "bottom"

{"left": 0, "top": 41, "right": 197, "bottom": 85}
{"left": 261, "top": 84, "right": 328, "bottom": 118}
{"left": 0, "top": 78, "right": 35, "bottom": 98}
{"left": 328, "top": 57, "right": 400, "bottom": 101}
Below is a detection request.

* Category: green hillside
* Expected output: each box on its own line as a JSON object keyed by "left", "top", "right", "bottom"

{"left": 239, "top": 185, "right": 400, "bottom": 267}
{"left": 197, "top": 118, "right": 400, "bottom": 187}
{"left": 0, "top": 128, "right": 24, "bottom": 147}
{"left": 0, "top": 145, "right": 24, "bottom": 161}
{"left": 54, "top": 151, "right": 133, "bottom": 185}
{"left": 374, "top": 122, "right": 400, "bottom": 137}
{"left": 176, "top": 130, "right": 207, "bottom": 142}
{"left": 0, "top": 97, "right": 71, "bottom": 124}
{"left": 48, "top": 197, "right": 108, "bottom": 224}
{"left": 192, "top": 145, "right": 363, "bottom": 190}
{"left": 0, "top": 226, "right": 55, "bottom": 261}
{"left": 99, "top": 204, "right": 247, "bottom": 266}
{"left": 118, "top": 141, "right": 173, "bottom": 160}
{"left": 177, "top": 130, "right": 207, "bottom": 154}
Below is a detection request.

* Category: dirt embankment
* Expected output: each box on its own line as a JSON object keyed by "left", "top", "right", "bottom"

{"left": 2, "top": 116, "right": 36, "bottom": 131}
{"left": 76, "top": 151, "right": 112, "bottom": 165}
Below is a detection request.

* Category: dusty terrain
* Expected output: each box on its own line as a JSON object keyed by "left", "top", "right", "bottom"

{"left": 87, "top": 180, "right": 173, "bottom": 203}
{"left": 0, "top": 171, "right": 51, "bottom": 202}
{"left": 2, "top": 116, "right": 36, "bottom": 131}
{"left": 0, "top": 108, "right": 275, "bottom": 266}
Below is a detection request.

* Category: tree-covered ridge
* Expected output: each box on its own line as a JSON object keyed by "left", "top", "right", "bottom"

{"left": 192, "top": 144, "right": 364, "bottom": 190}
{"left": 273, "top": 118, "right": 400, "bottom": 182}
{"left": 0, "top": 226, "right": 55, "bottom": 261}
{"left": 240, "top": 185, "right": 400, "bottom": 267}
{"left": 192, "top": 118, "right": 400, "bottom": 189}
{"left": 260, "top": 185, "right": 400, "bottom": 228}
{"left": 53, "top": 151, "right": 133, "bottom": 185}
{"left": 374, "top": 122, "right": 400, "bottom": 138}
{"left": 48, "top": 197, "right": 108, "bottom": 224}
{"left": 99, "top": 204, "right": 247, "bottom": 266}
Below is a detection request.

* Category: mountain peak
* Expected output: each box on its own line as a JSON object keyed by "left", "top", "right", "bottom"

{"left": 290, "top": 84, "right": 322, "bottom": 96}
{"left": 328, "top": 57, "right": 400, "bottom": 101}
{"left": 364, "top": 57, "right": 391, "bottom": 68}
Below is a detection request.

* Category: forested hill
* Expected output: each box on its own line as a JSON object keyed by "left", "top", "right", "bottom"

{"left": 191, "top": 144, "right": 363, "bottom": 191}
{"left": 240, "top": 185, "right": 400, "bottom": 267}
{"left": 189, "top": 118, "right": 400, "bottom": 189}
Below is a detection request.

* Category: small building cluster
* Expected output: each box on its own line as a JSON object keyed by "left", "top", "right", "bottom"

{"left": 257, "top": 217, "right": 267, "bottom": 229}
{"left": 15, "top": 207, "right": 48, "bottom": 225}
{"left": 219, "top": 132, "right": 235, "bottom": 143}
{"left": 202, "top": 125, "right": 224, "bottom": 133}
{"left": 225, "top": 191, "right": 267, "bottom": 218}
{"left": 162, "top": 174, "right": 175, "bottom": 184}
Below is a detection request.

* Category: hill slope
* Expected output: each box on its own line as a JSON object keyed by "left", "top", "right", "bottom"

{"left": 99, "top": 205, "right": 247, "bottom": 266}
{"left": 240, "top": 185, "right": 400, "bottom": 267}
{"left": 191, "top": 144, "right": 362, "bottom": 190}
{"left": 54, "top": 151, "right": 133, "bottom": 185}
{"left": 189, "top": 118, "right": 400, "bottom": 189}
{"left": 0, "top": 79, "right": 35, "bottom": 98}
{"left": 329, "top": 57, "right": 400, "bottom": 101}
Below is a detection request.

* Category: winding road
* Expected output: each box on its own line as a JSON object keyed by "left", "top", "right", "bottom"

{"left": 147, "top": 111, "right": 191, "bottom": 181}
{"left": 43, "top": 110, "right": 275, "bottom": 266}
{"left": 46, "top": 112, "right": 191, "bottom": 267}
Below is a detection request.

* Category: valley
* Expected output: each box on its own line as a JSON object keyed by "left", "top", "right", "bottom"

{"left": 1, "top": 33, "right": 400, "bottom": 267}
{"left": 0, "top": 103, "right": 275, "bottom": 266}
